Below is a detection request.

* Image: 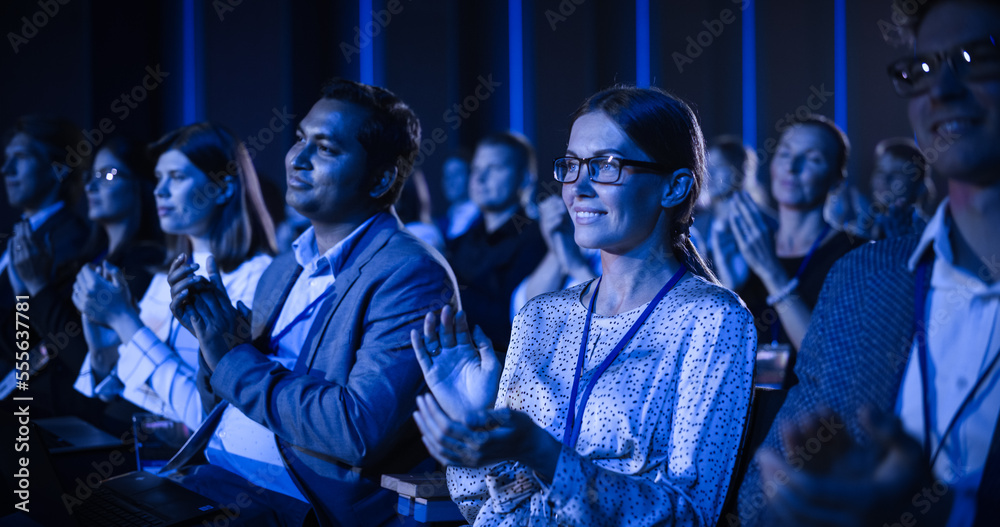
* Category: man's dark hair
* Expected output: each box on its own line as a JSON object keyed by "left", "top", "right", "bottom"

{"left": 320, "top": 78, "right": 422, "bottom": 210}
{"left": 895, "top": 0, "right": 1000, "bottom": 43}
{"left": 476, "top": 131, "right": 538, "bottom": 182}
{"left": 3, "top": 115, "right": 86, "bottom": 206}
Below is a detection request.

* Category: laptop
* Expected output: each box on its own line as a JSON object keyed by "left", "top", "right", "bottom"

{"left": 36, "top": 416, "right": 122, "bottom": 454}
{"left": 1, "top": 423, "right": 220, "bottom": 526}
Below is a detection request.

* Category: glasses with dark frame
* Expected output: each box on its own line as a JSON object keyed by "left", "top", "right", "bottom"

{"left": 887, "top": 35, "right": 999, "bottom": 97}
{"left": 553, "top": 155, "right": 669, "bottom": 185}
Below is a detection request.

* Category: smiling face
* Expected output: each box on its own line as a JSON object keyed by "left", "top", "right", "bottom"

{"left": 770, "top": 125, "right": 839, "bottom": 209}
{"left": 2, "top": 132, "right": 60, "bottom": 212}
{"left": 469, "top": 144, "right": 523, "bottom": 213}
{"left": 907, "top": 1, "right": 1000, "bottom": 185}
{"left": 285, "top": 98, "right": 373, "bottom": 224}
{"left": 153, "top": 149, "right": 220, "bottom": 237}
{"left": 86, "top": 148, "right": 139, "bottom": 223}
{"left": 561, "top": 111, "right": 673, "bottom": 255}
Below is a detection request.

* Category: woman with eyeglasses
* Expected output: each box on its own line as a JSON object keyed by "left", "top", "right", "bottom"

{"left": 17, "top": 137, "right": 167, "bottom": 433}
{"left": 411, "top": 86, "right": 757, "bottom": 525}
{"left": 72, "top": 123, "right": 276, "bottom": 431}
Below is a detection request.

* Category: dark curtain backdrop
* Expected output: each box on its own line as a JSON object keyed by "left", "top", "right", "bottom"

{"left": 1, "top": 0, "right": 914, "bottom": 231}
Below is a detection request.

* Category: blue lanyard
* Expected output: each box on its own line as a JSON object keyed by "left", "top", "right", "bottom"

{"left": 770, "top": 224, "right": 832, "bottom": 346}
{"left": 269, "top": 285, "right": 337, "bottom": 352}
{"left": 913, "top": 261, "right": 1000, "bottom": 468}
{"left": 562, "top": 264, "right": 687, "bottom": 449}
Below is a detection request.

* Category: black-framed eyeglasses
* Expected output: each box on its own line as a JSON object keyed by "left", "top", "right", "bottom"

{"left": 887, "top": 35, "right": 999, "bottom": 97}
{"left": 553, "top": 155, "right": 669, "bottom": 185}
{"left": 87, "top": 167, "right": 126, "bottom": 185}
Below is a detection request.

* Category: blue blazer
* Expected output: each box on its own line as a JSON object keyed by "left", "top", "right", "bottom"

{"left": 200, "top": 212, "right": 460, "bottom": 526}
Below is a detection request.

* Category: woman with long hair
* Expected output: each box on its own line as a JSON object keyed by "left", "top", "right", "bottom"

{"left": 412, "top": 86, "right": 757, "bottom": 525}
{"left": 73, "top": 123, "right": 276, "bottom": 430}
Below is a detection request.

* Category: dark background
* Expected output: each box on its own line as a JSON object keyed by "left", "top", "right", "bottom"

{"left": 0, "top": 0, "right": 915, "bottom": 223}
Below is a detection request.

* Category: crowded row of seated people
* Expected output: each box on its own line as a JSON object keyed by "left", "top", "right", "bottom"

{"left": 2, "top": 0, "right": 998, "bottom": 524}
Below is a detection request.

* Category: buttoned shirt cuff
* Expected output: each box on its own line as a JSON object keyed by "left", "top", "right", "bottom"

{"left": 541, "top": 445, "right": 591, "bottom": 515}
{"left": 483, "top": 461, "right": 543, "bottom": 514}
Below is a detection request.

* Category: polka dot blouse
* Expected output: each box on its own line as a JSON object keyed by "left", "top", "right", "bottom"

{"left": 447, "top": 274, "right": 757, "bottom": 526}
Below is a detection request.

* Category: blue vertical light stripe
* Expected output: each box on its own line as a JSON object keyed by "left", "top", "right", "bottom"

{"left": 509, "top": 0, "right": 524, "bottom": 133}
{"left": 834, "top": 0, "right": 847, "bottom": 134}
{"left": 181, "top": 0, "right": 202, "bottom": 124}
{"left": 360, "top": 0, "right": 374, "bottom": 84}
{"left": 636, "top": 0, "right": 650, "bottom": 87}
{"left": 742, "top": 0, "right": 757, "bottom": 148}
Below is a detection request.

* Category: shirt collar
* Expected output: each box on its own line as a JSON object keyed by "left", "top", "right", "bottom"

{"left": 908, "top": 197, "right": 1000, "bottom": 296}
{"left": 291, "top": 213, "right": 382, "bottom": 278}
{"left": 24, "top": 201, "right": 65, "bottom": 231}
{"left": 908, "top": 197, "right": 952, "bottom": 272}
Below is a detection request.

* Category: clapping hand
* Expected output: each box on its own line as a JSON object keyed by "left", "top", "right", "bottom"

{"left": 729, "top": 191, "right": 788, "bottom": 289}
{"left": 414, "top": 394, "right": 560, "bottom": 480}
{"left": 755, "top": 409, "right": 946, "bottom": 526}
{"left": 168, "top": 254, "right": 250, "bottom": 371}
{"left": 72, "top": 262, "right": 137, "bottom": 328}
{"left": 411, "top": 305, "right": 500, "bottom": 424}
{"left": 9, "top": 221, "right": 54, "bottom": 295}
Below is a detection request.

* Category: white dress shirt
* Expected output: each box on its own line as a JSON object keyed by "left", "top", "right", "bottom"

{"left": 899, "top": 198, "right": 1000, "bottom": 527}
{"left": 206, "top": 217, "right": 377, "bottom": 502}
{"left": 73, "top": 252, "right": 272, "bottom": 430}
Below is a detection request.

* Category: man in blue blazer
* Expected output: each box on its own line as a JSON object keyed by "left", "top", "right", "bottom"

{"left": 736, "top": 1, "right": 1000, "bottom": 525}
{"left": 170, "top": 79, "right": 459, "bottom": 526}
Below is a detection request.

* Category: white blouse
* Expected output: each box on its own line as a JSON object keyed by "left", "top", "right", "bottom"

{"left": 75, "top": 252, "right": 272, "bottom": 429}
{"left": 448, "top": 274, "right": 757, "bottom": 526}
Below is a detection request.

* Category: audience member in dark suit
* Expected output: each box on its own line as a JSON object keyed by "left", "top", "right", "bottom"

{"left": 446, "top": 131, "right": 545, "bottom": 355}
{"left": 0, "top": 116, "right": 96, "bottom": 419}
{"left": 168, "top": 79, "right": 459, "bottom": 526}
{"left": 737, "top": 1, "right": 1000, "bottom": 525}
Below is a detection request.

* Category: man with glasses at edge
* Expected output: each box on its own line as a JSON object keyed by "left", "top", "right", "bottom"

{"left": 735, "top": 1, "right": 1000, "bottom": 525}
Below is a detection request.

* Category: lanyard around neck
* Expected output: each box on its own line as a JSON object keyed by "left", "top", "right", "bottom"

{"left": 770, "top": 224, "right": 832, "bottom": 345}
{"left": 562, "top": 264, "right": 687, "bottom": 449}
{"left": 914, "top": 261, "right": 1000, "bottom": 468}
{"left": 269, "top": 285, "right": 337, "bottom": 352}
